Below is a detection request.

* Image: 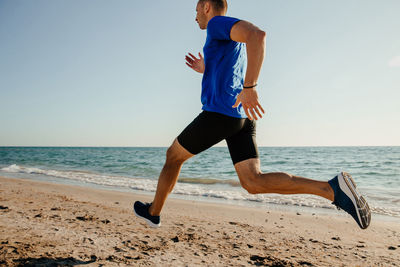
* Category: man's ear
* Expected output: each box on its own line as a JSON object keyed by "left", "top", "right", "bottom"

{"left": 204, "top": 2, "right": 211, "bottom": 13}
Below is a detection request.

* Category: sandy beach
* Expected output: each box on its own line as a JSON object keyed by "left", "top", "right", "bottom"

{"left": 0, "top": 176, "right": 399, "bottom": 266}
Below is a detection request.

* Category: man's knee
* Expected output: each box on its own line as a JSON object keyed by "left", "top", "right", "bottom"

{"left": 166, "top": 146, "right": 183, "bottom": 164}
{"left": 165, "top": 139, "right": 193, "bottom": 165}
{"left": 235, "top": 158, "right": 262, "bottom": 194}
{"left": 238, "top": 171, "right": 261, "bottom": 194}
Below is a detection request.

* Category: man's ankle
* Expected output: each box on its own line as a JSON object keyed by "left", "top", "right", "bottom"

{"left": 148, "top": 203, "right": 159, "bottom": 216}
{"left": 325, "top": 182, "right": 335, "bottom": 202}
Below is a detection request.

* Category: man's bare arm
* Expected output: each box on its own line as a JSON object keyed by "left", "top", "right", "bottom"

{"left": 231, "top": 20, "right": 266, "bottom": 87}
{"left": 231, "top": 20, "right": 266, "bottom": 120}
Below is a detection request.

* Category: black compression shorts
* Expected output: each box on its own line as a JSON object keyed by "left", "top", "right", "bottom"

{"left": 177, "top": 111, "right": 259, "bottom": 164}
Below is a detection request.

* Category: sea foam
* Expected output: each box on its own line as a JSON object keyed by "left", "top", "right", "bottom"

{"left": 2, "top": 163, "right": 398, "bottom": 218}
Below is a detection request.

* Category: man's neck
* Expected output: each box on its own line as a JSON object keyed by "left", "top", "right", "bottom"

{"left": 206, "top": 12, "right": 225, "bottom": 25}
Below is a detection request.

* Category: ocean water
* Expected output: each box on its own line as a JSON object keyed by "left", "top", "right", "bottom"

{"left": 0, "top": 146, "right": 399, "bottom": 219}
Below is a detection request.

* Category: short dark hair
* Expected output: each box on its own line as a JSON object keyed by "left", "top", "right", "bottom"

{"left": 198, "top": 0, "right": 228, "bottom": 13}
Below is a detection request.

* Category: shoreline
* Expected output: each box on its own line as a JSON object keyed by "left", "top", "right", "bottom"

{"left": 2, "top": 171, "right": 399, "bottom": 223}
{"left": 1, "top": 176, "right": 400, "bottom": 266}
{"left": 2, "top": 146, "right": 399, "bottom": 221}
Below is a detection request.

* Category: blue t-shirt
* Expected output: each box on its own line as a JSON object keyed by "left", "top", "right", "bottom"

{"left": 201, "top": 16, "right": 247, "bottom": 118}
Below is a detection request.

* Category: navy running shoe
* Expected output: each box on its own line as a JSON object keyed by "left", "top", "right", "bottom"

{"left": 328, "top": 172, "right": 371, "bottom": 229}
{"left": 133, "top": 201, "right": 161, "bottom": 228}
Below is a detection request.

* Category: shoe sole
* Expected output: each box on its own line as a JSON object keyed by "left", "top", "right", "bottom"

{"left": 133, "top": 206, "right": 161, "bottom": 228}
{"left": 340, "top": 172, "right": 371, "bottom": 229}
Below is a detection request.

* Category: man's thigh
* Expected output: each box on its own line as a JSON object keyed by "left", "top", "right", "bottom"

{"left": 177, "top": 111, "right": 244, "bottom": 155}
{"left": 226, "top": 118, "right": 259, "bottom": 165}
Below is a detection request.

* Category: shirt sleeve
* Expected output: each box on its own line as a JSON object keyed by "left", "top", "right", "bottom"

{"left": 207, "top": 16, "right": 240, "bottom": 40}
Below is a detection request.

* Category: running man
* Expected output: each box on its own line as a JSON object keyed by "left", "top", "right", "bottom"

{"left": 134, "top": 0, "right": 371, "bottom": 229}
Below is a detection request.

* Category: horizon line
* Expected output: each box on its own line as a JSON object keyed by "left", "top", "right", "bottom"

{"left": 1, "top": 145, "right": 399, "bottom": 148}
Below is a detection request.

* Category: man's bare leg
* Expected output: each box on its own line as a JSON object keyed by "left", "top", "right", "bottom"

{"left": 148, "top": 138, "right": 194, "bottom": 216}
{"left": 234, "top": 158, "right": 334, "bottom": 201}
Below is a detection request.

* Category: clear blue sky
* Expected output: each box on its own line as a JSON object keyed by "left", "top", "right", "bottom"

{"left": 1, "top": 0, "right": 399, "bottom": 146}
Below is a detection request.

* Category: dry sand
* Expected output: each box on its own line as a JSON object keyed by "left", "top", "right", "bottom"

{"left": 1, "top": 176, "right": 399, "bottom": 266}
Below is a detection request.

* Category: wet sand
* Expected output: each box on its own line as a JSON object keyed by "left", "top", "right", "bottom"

{"left": 1, "top": 176, "right": 399, "bottom": 266}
